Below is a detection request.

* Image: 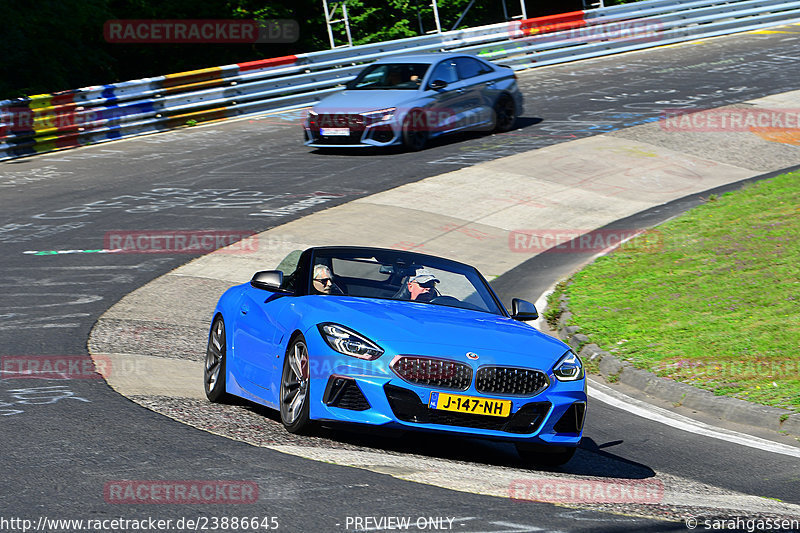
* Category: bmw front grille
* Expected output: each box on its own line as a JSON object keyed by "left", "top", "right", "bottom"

{"left": 391, "top": 356, "right": 473, "bottom": 391}
{"left": 391, "top": 357, "right": 549, "bottom": 397}
{"left": 476, "top": 366, "right": 549, "bottom": 396}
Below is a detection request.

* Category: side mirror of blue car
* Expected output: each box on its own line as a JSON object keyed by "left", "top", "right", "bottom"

{"left": 251, "top": 270, "right": 284, "bottom": 291}
{"left": 429, "top": 79, "right": 448, "bottom": 90}
{"left": 510, "top": 298, "right": 538, "bottom": 321}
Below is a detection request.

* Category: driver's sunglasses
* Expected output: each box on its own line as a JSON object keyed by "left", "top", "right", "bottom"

{"left": 414, "top": 281, "right": 437, "bottom": 289}
{"left": 314, "top": 277, "right": 333, "bottom": 285}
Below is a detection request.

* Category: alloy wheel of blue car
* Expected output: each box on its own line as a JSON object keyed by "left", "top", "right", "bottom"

{"left": 280, "top": 335, "right": 313, "bottom": 434}
{"left": 204, "top": 316, "right": 229, "bottom": 402}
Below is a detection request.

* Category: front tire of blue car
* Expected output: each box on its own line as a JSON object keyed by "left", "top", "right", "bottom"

{"left": 280, "top": 335, "right": 313, "bottom": 434}
{"left": 515, "top": 442, "right": 576, "bottom": 467}
{"left": 205, "top": 316, "right": 230, "bottom": 403}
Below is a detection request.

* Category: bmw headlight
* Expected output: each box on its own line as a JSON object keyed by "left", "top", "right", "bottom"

{"left": 553, "top": 351, "right": 584, "bottom": 381}
{"left": 361, "top": 107, "right": 396, "bottom": 123}
{"left": 317, "top": 323, "right": 384, "bottom": 360}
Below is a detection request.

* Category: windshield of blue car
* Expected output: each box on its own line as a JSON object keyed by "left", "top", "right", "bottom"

{"left": 347, "top": 63, "right": 430, "bottom": 90}
{"left": 309, "top": 249, "right": 506, "bottom": 316}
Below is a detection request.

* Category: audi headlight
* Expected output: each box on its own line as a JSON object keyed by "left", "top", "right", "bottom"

{"left": 317, "top": 323, "right": 384, "bottom": 360}
{"left": 553, "top": 351, "right": 584, "bottom": 381}
{"left": 361, "top": 107, "right": 396, "bottom": 123}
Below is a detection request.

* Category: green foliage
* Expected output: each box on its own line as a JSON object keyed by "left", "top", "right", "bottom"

{"left": 1, "top": 0, "right": 651, "bottom": 99}
{"left": 334, "top": 0, "right": 508, "bottom": 46}
{"left": 0, "top": 0, "right": 325, "bottom": 99}
{"left": 563, "top": 171, "right": 800, "bottom": 412}
{"left": 0, "top": 0, "right": 116, "bottom": 98}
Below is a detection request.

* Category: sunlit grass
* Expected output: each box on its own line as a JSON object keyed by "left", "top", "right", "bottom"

{"left": 560, "top": 171, "right": 800, "bottom": 412}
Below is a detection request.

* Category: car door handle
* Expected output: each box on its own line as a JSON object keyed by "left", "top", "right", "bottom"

{"left": 240, "top": 305, "right": 249, "bottom": 315}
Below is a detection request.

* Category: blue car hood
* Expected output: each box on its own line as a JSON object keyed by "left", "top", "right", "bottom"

{"left": 313, "top": 90, "right": 421, "bottom": 114}
{"left": 299, "top": 296, "right": 569, "bottom": 361}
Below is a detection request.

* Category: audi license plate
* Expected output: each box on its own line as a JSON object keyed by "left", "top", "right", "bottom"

{"left": 320, "top": 127, "right": 350, "bottom": 136}
{"left": 429, "top": 391, "right": 512, "bottom": 418}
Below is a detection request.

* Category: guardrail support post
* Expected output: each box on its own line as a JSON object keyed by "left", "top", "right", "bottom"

{"left": 432, "top": 0, "right": 442, "bottom": 33}
{"left": 323, "top": 0, "right": 353, "bottom": 48}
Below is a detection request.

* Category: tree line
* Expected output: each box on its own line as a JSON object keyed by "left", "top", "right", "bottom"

{"left": 0, "top": 0, "right": 637, "bottom": 100}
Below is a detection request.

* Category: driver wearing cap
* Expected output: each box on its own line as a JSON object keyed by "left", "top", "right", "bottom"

{"left": 406, "top": 270, "right": 439, "bottom": 302}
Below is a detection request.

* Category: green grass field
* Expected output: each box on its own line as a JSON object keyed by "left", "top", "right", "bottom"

{"left": 550, "top": 171, "right": 800, "bottom": 412}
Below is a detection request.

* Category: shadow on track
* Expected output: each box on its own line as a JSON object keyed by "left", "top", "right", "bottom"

{"left": 307, "top": 117, "right": 544, "bottom": 157}
{"left": 237, "top": 399, "right": 656, "bottom": 480}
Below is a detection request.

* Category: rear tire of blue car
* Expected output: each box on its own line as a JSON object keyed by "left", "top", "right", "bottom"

{"left": 515, "top": 443, "right": 576, "bottom": 467}
{"left": 280, "top": 335, "right": 313, "bottom": 434}
{"left": 493, "top": 94, "right": 517, "bottom": 133}
{"left": 205, "top": 316, "right": 231, "bottom": 403}
{"left": 402, "top": 110, "right": 429, "bottom": 151}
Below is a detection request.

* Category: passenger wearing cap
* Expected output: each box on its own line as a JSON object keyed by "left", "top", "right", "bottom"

{"left": 391, "top": 269, "right": 440, "bottom": 302}
{"left": 407, "top": 271, "right": 439, "bottom": 302}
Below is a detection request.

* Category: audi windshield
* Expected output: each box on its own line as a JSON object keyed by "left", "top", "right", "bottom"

{"left": 346, "top": 63, "right": 430, "bottom": 90}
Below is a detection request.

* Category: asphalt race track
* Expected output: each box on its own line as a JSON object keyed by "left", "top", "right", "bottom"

{"left": 2, "top": 26, "right": 800, "bottom": 532}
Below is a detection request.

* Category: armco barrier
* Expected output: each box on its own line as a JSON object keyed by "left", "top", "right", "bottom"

{"left": 2, "top": 0, "right": 800, "bottom": 161}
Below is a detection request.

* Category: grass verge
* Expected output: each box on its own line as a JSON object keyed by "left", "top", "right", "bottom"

{"left": 556, "top": 171, "right": 800, "bottom": 412}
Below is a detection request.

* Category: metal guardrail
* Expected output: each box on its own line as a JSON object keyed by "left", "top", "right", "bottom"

{"left": 2, "top": 0, "right": 799, "bottom": 161}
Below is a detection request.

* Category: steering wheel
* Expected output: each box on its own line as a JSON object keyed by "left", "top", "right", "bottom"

{"left": 430, "top": 295, "right": 483, "bottom": 311}
{"left": 430, "top": 296, "right": 461, "bottom": 305}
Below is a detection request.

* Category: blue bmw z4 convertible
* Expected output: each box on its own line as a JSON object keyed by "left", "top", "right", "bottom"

{"left": 303, "top": 53, "right": 524, "bottom": 151}
{"left": 205, "top": 246, "right": 586, "bottom": 465}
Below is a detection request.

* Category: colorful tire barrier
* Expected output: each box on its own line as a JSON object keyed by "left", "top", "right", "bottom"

{"left": 2, "top": 0, "right": 799, "bottom": 160}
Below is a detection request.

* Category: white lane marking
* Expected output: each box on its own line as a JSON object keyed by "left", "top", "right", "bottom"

{"left": 588, "top": 380, "right": 800, "bottom": 458}
{"left": 467, "top": 522, "right": 555, "bottom": 533}
{"left": 556, "top": 509, "right": 643, "bottom": 523}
